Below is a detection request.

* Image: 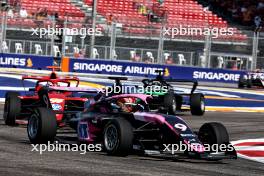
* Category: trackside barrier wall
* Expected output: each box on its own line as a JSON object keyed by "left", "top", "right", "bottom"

{"left": 0, "top": 53, "right": 247, "bottom": 83}
{"left": 62, "top": 57, "right": 247, "bottom": 83}
{"left": 0, "top": 53, "right": 53, "bottom": 70}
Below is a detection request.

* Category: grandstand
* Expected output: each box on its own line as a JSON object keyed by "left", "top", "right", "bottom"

{"left": 198, "top": 0, "right": 264, "bottom": 28}
{"left": 4, "top": 0, "right": 247, "bottom": 41}
{"left": 0, "top": 0, "right": 263, "bottom": 69}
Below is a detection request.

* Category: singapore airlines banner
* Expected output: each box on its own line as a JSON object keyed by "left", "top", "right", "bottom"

{"left": 0, "top": 53, "right": 53, "bottom": 70}
{"left": 0, "top": 53, "right": 248, "bottom": 83}
{"left": 62, "top": 58, "right": 247, "bottom": 83}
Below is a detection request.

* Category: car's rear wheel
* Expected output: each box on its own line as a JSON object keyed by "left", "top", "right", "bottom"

{"left": 103, "top": 118, "right": 133, "bottom": 156}
{"left": 198, "top": 122, "right": 229, "bottom": 146}
{"left": 247, "top": 79, "right": 252, "bottom": 88}
{"left": 3, "top": 92, "right": 21, "bottom": 126}
{"left": 164, "top": 93, "right": 177, "bottom": 115}
{"left": 190, "top": 93, "right": 205, "bottom": 116}
{"left": 27, "top": 107, "right": 57, "bottom": 144}
{"left": 238, "top": 76, "right": 246, "bottom": 88}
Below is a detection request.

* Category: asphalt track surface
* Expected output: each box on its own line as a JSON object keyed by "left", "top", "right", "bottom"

{"left": 0, "top": 104, "right": 263, "bottom": 176}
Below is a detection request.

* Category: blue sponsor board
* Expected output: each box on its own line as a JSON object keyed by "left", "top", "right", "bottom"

{"left": 0, "top": 53, "right": 53, "bottom": 70}
{"left": 69, "top": 58, "right": 247, "bottom": 83}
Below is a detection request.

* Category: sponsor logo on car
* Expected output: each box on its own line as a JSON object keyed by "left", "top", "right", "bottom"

{"left": 52, "top": 104, "right": 62, "bottom": 111}
{"left": 50, "top": 98, "right": 64, "bottom": 104}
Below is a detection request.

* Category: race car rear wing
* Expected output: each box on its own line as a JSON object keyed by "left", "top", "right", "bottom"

{"left": 22, "top": 76, "right": 80, "bottom": 87}
{"left": 166, "top": 79, "right": 198, "bottom": 94}
{"left": 47, "top": 86, "right": 101, "bottom": 94}
{"left": 108, "top": 76, "right": 128, "bottom": 81}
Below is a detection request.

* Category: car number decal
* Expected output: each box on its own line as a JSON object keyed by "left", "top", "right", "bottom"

{"left": 174, "top": 123, "right": 187, "bottom": 131}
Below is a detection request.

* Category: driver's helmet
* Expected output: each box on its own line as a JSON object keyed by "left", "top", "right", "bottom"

{"left": 46, "top": 82, "right": 55, "bottom": 87}
{"left": 36, "top": 82, "right": 52, "bottom": 91}
{"left": 151, "top": 81, "right": 162, "bottom": 86}
{"left": 116, "top": 97, "right": 138, "bottom": 113}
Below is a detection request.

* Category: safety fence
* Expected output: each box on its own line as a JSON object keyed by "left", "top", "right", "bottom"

{"left": 0, "top": 15, "right": 263, "bottom": 71}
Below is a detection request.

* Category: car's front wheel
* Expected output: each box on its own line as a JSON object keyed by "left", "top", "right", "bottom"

{"left": 164, "top": 93, "right": 177, "bottom": 115}
{"left": 190, "top": 93, "right": 205, "bottom": 116}
{"left": 198, "top": 122, "right": 229, "bottom": 146}
{"left": 27, "top": 107, "right": 57, "bottom": 144}
{"left": 103, "top": 118, "right": 133, "bottom": 156}
{"left": 3, "top": 92, "right": 21, "bottom": 126}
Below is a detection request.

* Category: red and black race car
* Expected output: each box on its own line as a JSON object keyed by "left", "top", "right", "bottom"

{"left": 3, "top": 67, "right": 100, "bottom": 143}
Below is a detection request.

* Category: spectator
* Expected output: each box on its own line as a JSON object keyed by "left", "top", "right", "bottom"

{"left": 134, "top": 54, "right": 141, "bottom": 62}
{"left": 74, "top": 51, "right": 80, "bottom": 58}
{"left": 205, "top": 0, "right": 264, "bottom": 27}
{"left": 158, "top": 0, "right": 164, "bottom": 6}
{"left": 35, "top": 8, "right": 42, "bottom": 19}
{"left": 132, "top": 54, "right": 141, "bottom": 62}
{"left": 144, "top": 56, "right": 154, "bottom": 64}
{"left": 73, "top": 49, "right": 85, "bottom": 59}
{"left": 107, "top": 14, "right": 113, "bottom": 25}
{"left": 35, "top": 8, "right": 48, "bottom": 20}
{"left": 144, "top": 58, "right": 152, "bottom": 64}
{"left": 230, "top": 4, "right": 241, "bottom": 22}
{"left": 54, "top": 12, "right": 59, "bottom": 22}
{"left": 147, "top": 11, "right": 154, "bottom": 21}
{"left": 42, "top": 8, "right": 48, "bottom": 17}
{"left": 139, "top": 4, "right": 147, "bottom": 15}
{"left": 79, "top": 49, "right": 85, "bottom": 58}
{"left": 7, "top": 8, "right": 14, "bottom": 18}
{"left": 11, "top": 0, "right": 21, "bottom": 10}
{"left": 257, "top": 1, "right": 264, "bottom": 10}
{"left": 48, "top": 12, "right": 55, "bottom": 21}
{"left": 165, "top": 57, "right": 174, "bottom": 65}
{"left": 133, "top": 0, "right": 140, "bottom": 9}
{"left": 19, "top": 8, "right": 28, "bottom": 18}
{"left": 106, "top": 14, "right": 115, "bottom": 34}
{"left": 242, "top": 6, "right": 254, "bottom": 26}
{"left": 232, "top": 62, "right": 238, "bottom": 70}
{"left": 254, "top": 14, "right": 262, "bottom": 28}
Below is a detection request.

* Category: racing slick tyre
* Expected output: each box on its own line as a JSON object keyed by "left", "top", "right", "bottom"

{"left": 175, "top": 95, "right": 183, "bottom": 111}
{"left": 246, "top": 79, "right": 252, "bottom": 88}
{"left": 238, "top": 78, "right": 246, "bottom": 88}
{"left": 38, "top": 87, "right": 51, "bottom": 108}
{"left": 190, "top": 93, "right": 205, "bottom": 116}
{"left": 164, "top": 93, "right": 177, "bottom": 115}
{"left": 27, "top": 107, "right": 57, "bottom": 144}
{"left": 103, "top": 118, "right": 133, "bottom": 156}
{"left": 3, "top": 92, "right": 21, "bottom": 126}
{"left": 198, "top": 122, "right": 229, "bottom": 146}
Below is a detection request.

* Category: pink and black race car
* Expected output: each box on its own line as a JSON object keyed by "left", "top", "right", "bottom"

{"left": 3, "top": 68, "right": 100, "bottom": 143}
{"left": 73, "top": 94, "right": 237, "bottom": 160}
